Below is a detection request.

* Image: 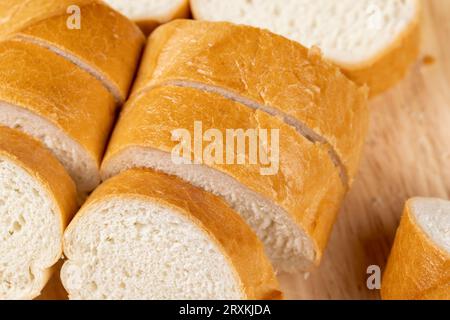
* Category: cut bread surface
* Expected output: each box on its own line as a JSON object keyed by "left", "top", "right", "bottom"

{"left": 62, "top": 198, "right": 244, "bottom": 300}
{"left": 102, "top": 86, "right": 346, "bottom": 272}
{"left": 62, "top": 169, "right": 281, "bottom": 300}
{"left": 0, "top": 126, "right": 77, "bottom": 299}
{"left": 103, "top": 0, "right": 189, "bottom": 21}
{"left": 103, "top": 0, "right": 190, "bottom": 34}
{"left": 411, "top": 198, "right": 450, "bottom": 253}
{"left": 0, "top": 158, "right": 59, "bottom": 299}
{"left": 0, "top": 40, "right": 116, "bottom": 194}
{"left": 0, "top": 103, "right": 99, "bottom": 195}
{"left": 381, "top": 198, "right": 450, "bottom": 300}
{"left": 131, "top": 20, "right": 369, "bottom": 188}
{"left": 191, "top": 0, "right": 421, "bottom": 95}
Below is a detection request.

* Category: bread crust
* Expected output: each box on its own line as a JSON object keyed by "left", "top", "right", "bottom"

{"left": 381, "top": 198, "right": 450, "bottom": 300}
{"left": 102, "top": 86, "right": 345, "bottom": 265}
{"left": 13, "top": 1, "right": 144, "bottom": 103}
{"left": 0, "top": 0, "right": 93, "bottom": 35}
{"left": 130, "top": 20, "right": 369, "bottom": 186}
{"left": 65, "top": 168, "right": 282, "bottom": 300}
{"left": 1, "top": 0, "right": 145, "bottom": 103}
{"left": 0, "top": 40, "right": 116, "bottom": 190}
{"left": 190, "top": 0, "right": 422, "bottom": 96}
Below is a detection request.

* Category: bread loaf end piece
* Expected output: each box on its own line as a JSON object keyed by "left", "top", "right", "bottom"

{"left": 381, "top": 198, "right": 450, "bottom": 300}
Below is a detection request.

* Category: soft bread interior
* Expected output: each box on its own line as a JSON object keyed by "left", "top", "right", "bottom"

{"left": 102, "top": 148, "right": 315, "bottom": 272}
{"left": 103, "top": 0, "right": 187, "bottom": 21}
{"left": 61, "top": 197, "right": 244, "bottom": 300}
{"left": 0, "top": 102, "right": 100, "bottom": 195}
{"left": 0, "top": 157, "right": 62, "bottom": 299}
{"left": 410, "top": 198, "right": 450, "bottom": 253}
{"left": 191, "top": 0, "right": 418, "bottom": 66}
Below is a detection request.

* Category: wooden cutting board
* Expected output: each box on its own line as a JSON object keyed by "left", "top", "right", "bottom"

{"left": 39, "top": 0, "right": 449, "bottom": 300}
{"left": 280, "top": 0, "right": 450, "bottom": 299}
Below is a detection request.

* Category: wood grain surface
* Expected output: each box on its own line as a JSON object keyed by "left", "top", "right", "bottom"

{"left": 280, "top": 0, "right": 450, "bottom": 299}
{"left": 38, "top": 0, "right": 449, "bottom": 300}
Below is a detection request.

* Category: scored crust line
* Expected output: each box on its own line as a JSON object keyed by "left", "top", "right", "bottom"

{"left": 132, "top": 80, "right": 349, "bottom": 187}
{"left": 10, "top": 34, "right": 124, "bottom": 105}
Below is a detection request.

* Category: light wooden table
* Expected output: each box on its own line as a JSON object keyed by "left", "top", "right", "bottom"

{"left": 39, "top": 0, "right": 449, "bottom": 300}
{"left": 280, "top": 0, "right": 450, "bottom": 299}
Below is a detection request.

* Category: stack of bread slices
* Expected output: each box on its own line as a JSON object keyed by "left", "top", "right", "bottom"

{"left": 0, "top": 0, "right": 144, "bottom": 299}
{"left": 1, "top": 0, "right": 435, "bottom": 300}
{"left": 60, "top": 18, "right": 369, "bottom": 299}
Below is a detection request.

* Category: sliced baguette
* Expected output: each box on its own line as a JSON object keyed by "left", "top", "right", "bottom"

{"left": 191, "top": 0, "right": 422, "bottom": 96}
{"left": 103, "top": 0, "right": 190, "bottom": 35}
{"left": 0, "top": 126, "right": 77, "bottom": 299}
{"left": 381, "top": 198, "right": 450, "bottom": 300}
{"left": 0, "top": 40, "right": 116, "bottom": 194}
{"left": 1, "top": 0, "right": 145, "bottom": 103}
{"left": 102, "top": 86, "right": 345, "bottom": 272}
{"left": 61, "top": 168, "right": 281, "bottom": 300}
{"left": 131, "top": 20, "right": 369, "bottom": 187}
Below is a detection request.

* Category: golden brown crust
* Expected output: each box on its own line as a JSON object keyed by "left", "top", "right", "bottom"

{"left": 12, "top": 1, "right": 144, "bottom": 102}
{"left": 102, "top": 86, "right": 345, "bottom": 264}
{"left": 0, "top": 40, "right": 116, "bottom": 171}
{"left": 342, "top": 1, "right": 422, "bottom": 96}
{"left": 130, "top": 20, "right": 369, "bottom": 186}
{"left": 0, "top": 126, "right": 77, "bottom": 231}
{"left": 67, "top": 168, "right": 282, "bottom": 300}
{"left": 0, "top": 0, "right": 93, "bottom": 36}
{"left": 381, "top": 199, "right": 450, "bottom": 300}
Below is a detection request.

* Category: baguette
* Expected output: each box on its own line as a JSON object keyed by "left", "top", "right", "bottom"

{"left": 381, "top": 198, "right": 450, "bottom": 300}
{"left": 190, "top": 0, "right": 422, "bottom": 96}
{"left": 0, "top": 40, "right": 116, "bottom": 194}
{"left": 131, "top": 20, "right": 369, "bottom": 187}
{"left": 1, "top": 0, "right": 145, "bottom": 103}
{"left": 103, "top": 0, "right": 190, "bottom": 35}
{"left": 102, "top": 86, "right": 346, "bottom": 272}
{"left": 0, "top": 126, "right": 77, "bottom": 299}
{"left": 61, "top": 168, "right": 281, "bottom": 300}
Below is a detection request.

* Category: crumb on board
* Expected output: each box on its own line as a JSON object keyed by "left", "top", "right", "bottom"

{"left": 422, "top": 55, "right": 436, "bottom": 65}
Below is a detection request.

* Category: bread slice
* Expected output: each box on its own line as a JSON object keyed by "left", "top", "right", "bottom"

{"left": 61, "top": 168, "right": 281, "bottom": 300}
{"left": 102, "top": 86, "right": 346, "bottom": 272}
{"left": 131, "top": 20, "right": 369, "bottom": 188}
{"left": 190, "top": 0, "right": 421, "bottom": 96}
{"left": 0, "top": 40, "right": 116, "bottom": 194}
{"left": 103, "top": 0, "right": 190, "bottom": 35}
{"left": 1, "top": 0, "right": 145, "bottom": 103}
{"left": 0, "top": 126, "right": 77, "bottom": 299}
{"left": 381, "top": 198, "right": 450, "bottom": 300}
